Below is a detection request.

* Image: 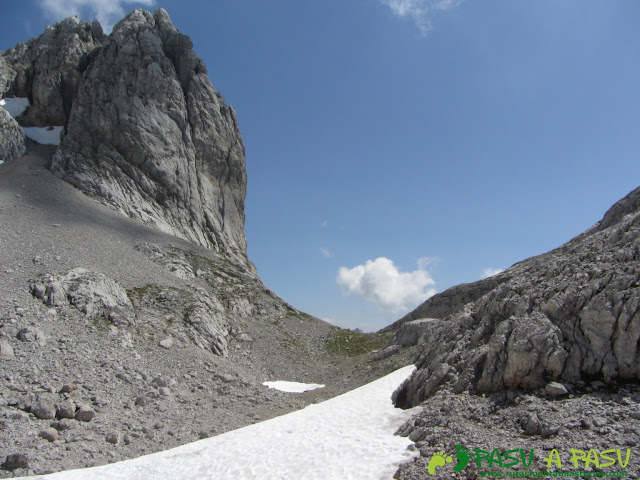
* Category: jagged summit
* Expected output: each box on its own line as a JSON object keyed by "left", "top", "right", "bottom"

{"left": 2, "top": 9, "right": 251, "bottom": 267}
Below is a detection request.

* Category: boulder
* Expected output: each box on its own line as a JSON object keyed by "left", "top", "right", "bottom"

{"left": 545, "top": 382, "right": 569, "bottom": 397}
{"left": 31, "top": 395, "right": 56, "bottom": 420}
{"left": 56, "top": 400, "right": 76, "bottom": 419}
{"left": 16, "top": 327, "right": 47, "bottom": 346}
{"left": 387, "top": 318, "right": 437, "bottom": 347}
{"left": 0, "top": 340, "right": 14, "bottom": 358}
{"left": 31, "top": 268, "right": 135, "bottom": 325}
{"left": 74, "top": 405, "right": 96, "bottom": 422}
{"left": 2, "top": 453, "right": 29, "bottom": 470}
{"left": 105, "top": 431, "right": 121, "bottom": 445}
{"left": 39, "top": 427, "right": 59, "bottom": 442}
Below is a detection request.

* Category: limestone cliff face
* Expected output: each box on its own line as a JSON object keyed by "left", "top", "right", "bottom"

{"left": 2, "top": 9, "right": 251, "bottom": 268}
{"left": 390, "top": 187, "right": 640, "bottom": 408}
{"left": 53, "top": 9, "right": 249, "bottom": 266}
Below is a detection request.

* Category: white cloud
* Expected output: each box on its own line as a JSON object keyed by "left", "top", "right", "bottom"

{"left": 321, "top": 248, "right": 334, "bottom": 259}
{"left": 336, "top": 257, "right": 436, "bottom": 314}
{"left": 416, "top": 256, "right": 440, "bottom": 270}
{"left": 39, "top": 0, "right": 155, "bottom": 33}
{"left": 380, "top": 0, "right": 461, "bottom": 35}
{"left": 481, "top": 267, "right": 504, "bottom": 279}
{"left": 321, "top": 220, "right": 328, "bottom": 228}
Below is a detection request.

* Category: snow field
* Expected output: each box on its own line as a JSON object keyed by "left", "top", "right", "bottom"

{"left": 23, "top": 126, "right": 65, "bottom": 145}
{"left": 262, "top": 381, "right": 325, "bottom": 393}
{"left": 0, "top": 97, "right": 30, "bottom": 117}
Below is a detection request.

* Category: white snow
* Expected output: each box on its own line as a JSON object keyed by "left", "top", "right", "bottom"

{"left": 262, "top": 380, "right": 325, "bottom": 393}
{"left": 23, "top": 126, "right": 65, "bottom": 145}
{"left": 0, "top": 97, "right": 30, "bottom": 117}
{"left": 16, "top": 365, "right": 420, "bottom": 480}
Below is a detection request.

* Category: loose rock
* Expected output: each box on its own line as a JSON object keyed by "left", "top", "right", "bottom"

{"left": 74, "top": 405, "right": 96, "bottom": 422}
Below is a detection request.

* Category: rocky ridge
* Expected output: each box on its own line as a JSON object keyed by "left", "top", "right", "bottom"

{"left": 0, "top": 16, "right": 104, "bottom": 128}
{"left": 386, "top": 188, "right": 640, "bottom": 479}
{"left": 388, "top": 186, "right": 640, "bottom": 409}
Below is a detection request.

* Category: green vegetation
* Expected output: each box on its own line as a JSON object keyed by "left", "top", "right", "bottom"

{"left": 325, "top": 328, "right": 392, "bottom": 358}
{"left": 292, "top": 311, "right": 316, "bottom": 322}
{"left": 127, "top": 283, "right": 163, "bottom": 300}
{"left": 279, "top": 330, "right": 308, "bottom": 354}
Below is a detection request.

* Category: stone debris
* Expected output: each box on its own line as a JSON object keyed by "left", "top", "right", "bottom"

{"left": 38, "top": 427, "right": 59, "bottom": 442}
{"left": 0, "top": 340, "right": 14, "bottom": 358}
{"left": 544, "top": 381, "right": 568, "bottom": 397}
{"left": 2, "top": 453, "right": 29, "bottom": 470}
{"left": 74, "top": 405, "right": 96, "bottom": 422}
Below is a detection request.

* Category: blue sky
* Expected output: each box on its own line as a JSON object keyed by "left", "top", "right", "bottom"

{"left": 3, "top": 1, "right": 640, "bottom": 331}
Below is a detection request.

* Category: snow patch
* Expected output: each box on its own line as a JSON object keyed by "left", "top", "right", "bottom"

{"left": 262, "top": 380, "right": 325, "bottom": 393}
{"left": 0, "top": 97, "right": 30, "bottom": 117}
{"left": 15, "top": 365, "right": 420, "bottom": 480}
{"left": 23, "top": 126, "right": 64, "bottom": 145}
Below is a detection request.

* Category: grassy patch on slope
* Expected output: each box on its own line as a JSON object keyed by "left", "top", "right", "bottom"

{"left": 325, "top": 328, "right": 391, "bottom": 358}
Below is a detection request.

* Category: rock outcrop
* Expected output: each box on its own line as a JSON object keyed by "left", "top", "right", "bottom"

{"left": 0, "top": 108, "right": 26, "bottom": 162}
{"left": 30, "top": 268, "right": 136, "bottom": 326}
{"left": 51, "top": 9, "right": 250, "bottom": 265}
{"left": 391, "top": 186, "right": 640, "bottom": 408}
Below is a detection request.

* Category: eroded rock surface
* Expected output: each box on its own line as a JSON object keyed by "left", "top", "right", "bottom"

{"left": 30, "top": 268, "right": 135, "bottom": 326}
{"left": 0, "top": 108, "right": 25, "bottom": 162}
{"left": 391, "top": 186, "right": 640, "bottom": 407}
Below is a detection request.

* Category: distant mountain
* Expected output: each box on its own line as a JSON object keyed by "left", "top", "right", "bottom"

{"left": 387, "top": 186, "right": 640, "bottom": 407}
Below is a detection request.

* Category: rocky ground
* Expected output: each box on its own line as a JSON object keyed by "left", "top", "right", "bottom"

{"left": 394, "top": 381, "right": 640, "bottom": 479}
{"left": 0, "top": 142, "right": 407, "bottom": 477}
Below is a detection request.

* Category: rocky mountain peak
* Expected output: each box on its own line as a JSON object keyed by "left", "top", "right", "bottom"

{"left": 2, "top": 9, "right": 252, "bottom": 268}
